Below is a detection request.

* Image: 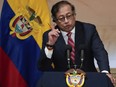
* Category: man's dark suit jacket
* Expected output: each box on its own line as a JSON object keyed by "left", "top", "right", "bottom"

{"left": 38, "top": 21, "right": 110, "bottom": 72}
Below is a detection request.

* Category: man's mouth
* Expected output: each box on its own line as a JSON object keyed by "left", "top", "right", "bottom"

{"left": 64, "top": 25, "right": 70, "bottom": 29}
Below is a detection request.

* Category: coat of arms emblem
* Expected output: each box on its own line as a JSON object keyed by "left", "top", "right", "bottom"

{"left": 9, "top": 6, "right": 43, "bottom": 39}
{"left": 65, "top": 69, "right": 86, "bottom": 87}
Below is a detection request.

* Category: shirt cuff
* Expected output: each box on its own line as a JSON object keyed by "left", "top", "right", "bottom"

{"left": 45, "top": 47, "right": 53, "bottom": 59}
{"left": 101, "top": 70, "right": 109, "bottom": 73}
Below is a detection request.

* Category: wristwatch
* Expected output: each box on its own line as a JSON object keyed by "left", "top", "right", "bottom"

{"left": 46, "top": 43, "right": 54, "bottom": 50}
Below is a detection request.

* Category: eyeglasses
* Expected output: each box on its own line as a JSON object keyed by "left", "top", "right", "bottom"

{"left": 56, "top": 13, "right": 75, "bottom": 22}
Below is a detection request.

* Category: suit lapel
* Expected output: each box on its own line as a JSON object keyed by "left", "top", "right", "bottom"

{"left": 75, "top": 21, "right": 85, "bottom": 67}
{"left": 55, "top": 25, "right": 67, "bottom": 53}
{"left": 55, "top": 32, "right": 66, "bottom": 55}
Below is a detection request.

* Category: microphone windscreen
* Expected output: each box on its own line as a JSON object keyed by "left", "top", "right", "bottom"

{"left": 65, "top": 45, "right": 72, "bottom": 52}
{"left": 79, "top": 44, "right": 85, "bottom": 50}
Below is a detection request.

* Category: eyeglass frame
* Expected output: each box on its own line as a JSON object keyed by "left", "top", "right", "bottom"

{"left": 55, "top": 13, "right": 76, "bottom": 22}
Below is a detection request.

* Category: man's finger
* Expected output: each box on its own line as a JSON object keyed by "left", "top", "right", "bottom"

{"left": 48, "top": 23, "right": 56, "bottom": 30}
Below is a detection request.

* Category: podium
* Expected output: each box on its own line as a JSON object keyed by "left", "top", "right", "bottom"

{"left": 36, "top": 72, "right": 114, "bottom": 87}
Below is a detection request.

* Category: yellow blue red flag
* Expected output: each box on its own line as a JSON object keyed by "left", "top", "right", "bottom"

{"left": 0, "top": 0, "right": 50, "bottom": 87}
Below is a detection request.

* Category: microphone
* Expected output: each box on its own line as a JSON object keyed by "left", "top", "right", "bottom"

{"left": 79, "top": 45, "right": 85, "bottom": 69}
{"left": 65, "top": 45, "right": 72, "bottom": 69}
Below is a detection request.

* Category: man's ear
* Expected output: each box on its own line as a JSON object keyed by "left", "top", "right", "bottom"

{"left": 52, "top": 16, "right": 57, "bottom": 22}
{"left": 53, "top": 18, "right": 56, "bottom": 22}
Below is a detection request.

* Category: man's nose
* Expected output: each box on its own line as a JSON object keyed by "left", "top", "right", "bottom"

{"left": 64, "top": 17, "right": 69, "bottom": 23}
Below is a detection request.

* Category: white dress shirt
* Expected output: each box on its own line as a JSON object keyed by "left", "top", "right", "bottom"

{"left": 45, "top": 27, "right": 75, "bottom": 59}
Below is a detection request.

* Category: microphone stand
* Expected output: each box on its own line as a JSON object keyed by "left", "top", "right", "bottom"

{"left": 67, "top": 50, "right": 71, "bottom": 69}
{"left": 80, "top": 49, "right": 84, "bottom": 69}
{"left": 65, "top": 45, "right": 72, "bottom": 69}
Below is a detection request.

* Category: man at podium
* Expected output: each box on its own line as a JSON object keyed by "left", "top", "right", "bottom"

{"left": 38, "top": 0, "right": 116, "bottom": 85}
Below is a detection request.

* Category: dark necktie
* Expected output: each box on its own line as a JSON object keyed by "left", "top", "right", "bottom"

{"left": 67, "top": 32, "right": 75, "bottom": 63}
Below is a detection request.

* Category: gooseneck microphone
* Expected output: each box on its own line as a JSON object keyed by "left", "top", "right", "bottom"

{"left": 80, "top": 49, "right": 84, "bottom": 69}
{"left": 65, "top": 45, "right": 72, "bottom": 69}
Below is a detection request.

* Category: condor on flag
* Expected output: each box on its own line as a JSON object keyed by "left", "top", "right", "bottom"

{"left": 0, "top": 0, "right": 50, "bottom": 87}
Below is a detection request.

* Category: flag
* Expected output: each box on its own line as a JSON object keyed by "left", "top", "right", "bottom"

{"left": 0, "top": 0, "right": 51, "bottom": 87}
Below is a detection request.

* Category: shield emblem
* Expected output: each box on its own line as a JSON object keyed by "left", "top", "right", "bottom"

{"left": 65, "top": 69, "right": 85, "bottom": 87}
